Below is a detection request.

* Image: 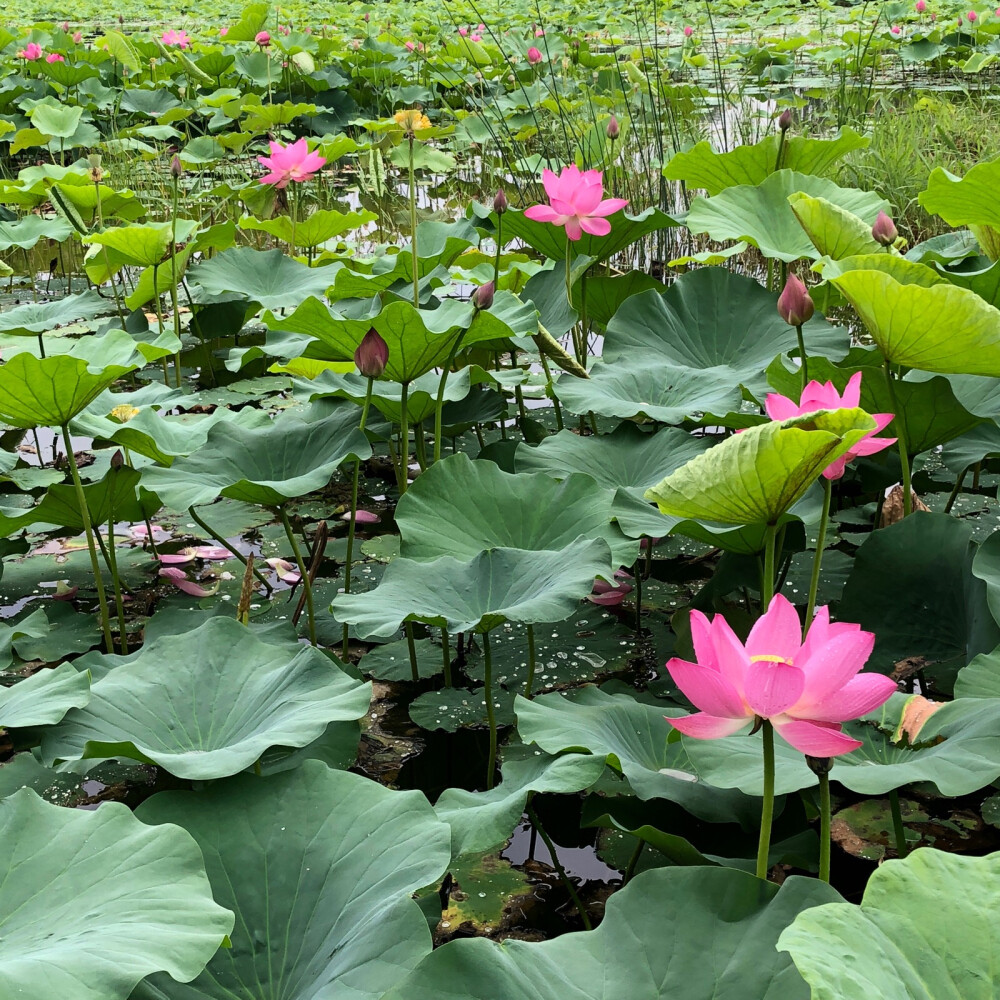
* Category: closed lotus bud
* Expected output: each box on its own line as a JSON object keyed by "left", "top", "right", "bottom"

{"left": 354, "top": 328, "right": 388, "bottom": 378}
{"left": 473, "top": 280, "right": 495, "bottom": 311}
{"left": 777, "top": 273, "right": 814, "bottom": 327}
{"left": 493, "top": 187, "right": 508, "bottom": 214}
{"left": 606, "top": 114, "right": 620, "bottom": 139}
{"left": 170, "top": 154, "right": 183, "bottom": 179}
{"left": 110, "top": 449, "right": 124, "bottom": 470}
{"left": 872, "top": 210, "right": 898, "bottom": 247}
{"left": 778, "top": 108, "right": 793, "bottom": 132}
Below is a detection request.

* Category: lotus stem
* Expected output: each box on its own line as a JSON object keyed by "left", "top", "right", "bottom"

{"left": 104, "top": 517, "right": 129, "bottom": 654}
{"left": 61, "top": 424, "right": 114, "bottom": 654}
{"left": 755, "top": 719, "right": 776, "bottom": 880}
{"left": 398, "top": 380, "right": 411, "bottom": 494}
{"left": 483, "top": 629, "right": 497, "bottom": 789}
{"left": 761, "top": 523, "right": 777, "bottom": 610}
{"left": 624, "top": 836, "right": 645, "bottom": 884}
{"left": 795, "top": 322, "right": 808, "bottom": 391}
{"left": 945, "top": 466, "right": 969, "bottom": 514}
{"left": 889, "top": 788, "right": 909, "bottom": 858}
{"left": 633, "top": 556, "right": 643, "bottom": 632}
{"left": 805, "top": 477, "right": 832, "bottom": 636}
{"left": 279, "top": 506, "right": 316, "bottom": 646}
{"left": 883, "top": 361, "right": 912, "bottom": 517}
{"left": 408, "top": 135, "right": 419, "bottom": 308}
{"left": 818, "top": 768, "right": 831, "bottom": 883}
{"left": 343, "top": 376, "right": 373, "bottom": 658}
{"left": 537, "top": 351, "right": 564, "bottom": 430}
{"left": 441, "top": 628, "right": 452, "bottom": 687}
{"left": 433, "top": 328, "right": 470, "bottom": 464}
{"left": 524, "top": 623, "right": 537, "bottom": 699}
{"left": 170, "top": 171, "right": 182, "bottom": 388}
{"left": 405, "top": 621, "right": 419, "bottom": 682}
{"left": 526, "top": 801, "right": 592, "bottom": 930}
{"left": 186, "top": 505, "right": 271, "bottom": 593}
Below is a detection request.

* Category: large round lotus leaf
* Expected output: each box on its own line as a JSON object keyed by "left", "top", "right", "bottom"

{"left": 188, "top": 247, "right": 337, "bottom": 310}
{"left": 84, "top": 220, "right": 199, "bottom": 268}
{"left": 602, "top": 269, "right": 849, "bottom": 388}
{"left": 386, "top": 866, "right": 840, "bottom": 1000}
{"left": 239, "top": 208, "right": 377, "bottom": 248}
{"left": 685, "top": 170, "right": 889, "bottom": 262}
{"left": 435, "top": 751, "right": 607, "bottom": 858}
{"left": 778, "top": 849, "right": 1000, "bottom": 1000}
{"left": 0, "top": 788, "right": 233, "bottom": 1000}
{"left": 0, "top": 214, "right": 74, "bottom": 250}
{"left": 645, "top": 408, "right": 876, "bottom": 525}
{"left": 788, "top": 193, "right": 883, "bottom": 259}
{"left": 134, "top": 761, "right": 450, "bottom": 1000}
{"left": 332, "top": 539, "right": 612, "bottom": 638}
{"left": 840, "top": 513, "right": 995, "bottom": 686}
{"left": 0, "top": 662, "right": 89, "bottom": 729}
{"left": 141, "top": 405, "right": 370, "bottom": 509}
{"left": 662, "top": 127, "right": 868, "bottom": 195}
{"left": 828, "top": 261, "right": 1000, "bottom": 375}
{"left": 72, "top": 405, "right": 274, "bottom": 467}
{"left": 554, "top": 359, "right": 742, "bottom": 424}
{"left": 0, "top": 289, "right": 110, "bottom": 337}
{"left": 41, "top": 617, "right": 372, "bottom": 780}
{"left": 396, "top": 452, "right": 635, "bottom": 568}
{"left": 766, "top": 354, "right": 983, "bottom": 456}
{"left": 514, "top": 686, "right": 761, "bottom": 825}
{"left": 0, "top": 351, "right": 137, "bottom": 428}
{"left": 919, "top": 160, "right": 1000, "bottom": 231}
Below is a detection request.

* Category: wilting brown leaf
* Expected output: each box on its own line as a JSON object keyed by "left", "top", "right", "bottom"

{"left": 894, "top": 694, "right": 945, "bottom": 744}
{"left": 880, "top": 485, "right": 929, "bottom": 527}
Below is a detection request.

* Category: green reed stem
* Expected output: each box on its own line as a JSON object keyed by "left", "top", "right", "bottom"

{"left": 279, "top": 506, "right": 316, "bottom": 646}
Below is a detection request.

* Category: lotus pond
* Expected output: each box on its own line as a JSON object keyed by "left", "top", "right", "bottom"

{"left": 4, "top": 1, "right": 1000, "bottom": 997}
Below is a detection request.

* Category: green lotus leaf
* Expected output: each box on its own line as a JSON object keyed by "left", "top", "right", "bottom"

{"left": 239, "top": 208, "right": 377, "bottom": 248}
{"left": 84, "top": 220, "right": 199, "bottom": 268}
{"left": 778, "top": 849, "right": 1000, "bottom": 1000}
{"left": 134, "top": 761, "right": 450, "bottom": 1000}
{"left": 817, "top": 251, "right": 947, "bottom": 287}
{"left": 434, "top": 751, "right": 607, "bottom": 858}
{"left": 0, "top": 662, "right": 90, "bottom": 729}
{"left": 0, "top": 607, "right": 50, "bottom": 669}
{"left": 942, "top": 418, "right": 1000, "bottom": 473}
{"left": 0, "top": 214, "right": 74, "bottom": 250}
{"left": 333, "top": 539, "right": 612, "bottom": 638}
{"left": 645, "top": 408, "right": 877, "bottom": 526}
{"left": 0, "top": 350, "right": 137, "bottom": 428}
{"left": 686, "top": 170, "right": 889, "bottom": 262}
{"left": 905, "top": 230, "right": 981, "bottom": 267}
{"left": 54, "top": 182, "right": 146, "bottom": 223}
{"left": 919, "top": 160, "right": 1000, "bottom": 234}
{"left": 829, "top": 263, "right": 1000, "bottom": 375}
{"left": 41, "top": 617, "right": 371, "bottom": 780}
{"left": 28, "top": 100, "right": 83, "bottom": 139}
{"left": 766, "top": 354, "right": 983, "bottom": 455}
{"left": 387, "top": 865, "right": 839, "bottom": 1000}
{"left": 141, "top": 405, "right": 370, "bottom": 509}
{"left": 188, "top": 247, "right": 336, "bottom": 310}
{"left": 515, "top": 686, "right": 760, "bottom": 824}
{"left": 0, "top": 290, "right": 110, "bottom": 337}
{"left": 571, "top": 270, "right": 664, "bottom": 328}
{"left": 788, "top": 193, "right": 883, "bottom": 259}
{"left": 663, "top": 127, "right": 868, "bottom": 195}
{"left": 955, "top": 644, "right": 1000, "bottom": 698}
{"left": 0, "top": 788, "right": 233, "bottom": 1000}
{"left": 395, "top": 452, "right": 635, "bottom": 567}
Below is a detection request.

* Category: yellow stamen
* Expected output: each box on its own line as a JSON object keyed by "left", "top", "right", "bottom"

{"left": 749, "top": 654, "right": 794, "bottom": 665}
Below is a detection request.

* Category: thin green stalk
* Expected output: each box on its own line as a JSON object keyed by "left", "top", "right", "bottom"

{"left": 883, "top": 361, "right": 911, "bottom": 516}
{"left": 634, "top": 562, "right": 642, "bottom": 632}
{"left": 405, "top": 622, "right": 419, "bottom": 682}
{"left": 104, "top": 517, "right": 128, "bottom": 654}
{"left": 945, "top": 466, "right": 969, "bottom": 514}
{"left": 62, "top": 425, "right": 113, "bottom": 653}
{"left": 483, "top": 630, "right": 497, "bottom": 789}
{"left": 524, "top": 623, "right": 536, "bottom": 699}
{"left": 889, "top": 788, "right": 909, "bottom": 858}
{"left": 170, "top": 172, "right": 182, "bottom": 388}
{"left": 818, "top": 768, "right": 831, "bottom": 883}
{"left": 398, "top": 380, "right": 410, "bottom": 494}
{"left": 433, "top": 329, "right": 469, "bottom": 463}
{"left": 537, "top": 351, "right": 564, "bottom": 430}
{"left": 804, "top": 477, "right": 832, "bottom": 635}
{"left": 762, "top": 523, "right": 777, "bottom": 609}
{"left": 343, "top": 377, "right": 373, "bottom": 658}
{"left": 409, "top": 135, "right": 419, "bottom": 307}
{"left": 441, "top": 628, "right": 452, "bottom": 687}
{"left": 756, "top": 720, "right": 776, "bottom": 880}
{"left": 187, "top": 505, "right": 271, "bottom": 593}
{"left": 795, "top": 323, "right": 808, "bottom": 390}
{"left": 624, "top": 836, "right": 645, "bottom": 884}
{"left": 526, "top": 802, "right": 592, "bottom": 930}
{"left": 279, "top": 506, "right": 316, "bottom": 646}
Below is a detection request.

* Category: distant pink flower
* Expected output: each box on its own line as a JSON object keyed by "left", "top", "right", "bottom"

{"left": 159, "top": 566, "right": 219, "bottom": 597}
{"left": 161, "top": 29, "right": 190, "bottom": 48}
{"left": 534, "top": 28, "right": 545, "bottom": 36}
{"left": 405, "top": 40, "right": 415, "bottom": 50}
{"left": 968, "top": 9, "right": 978, "bottom": 21}
{"left": 458, "top": 26, "right": 469, "bottom": 36}
{"left": 46, "top": 52, "right": 65, "bottom": 62}
{"left": 915, "top": 0, "right": 927, "bottom": 9}
{"left": 764, "top": 372, "right": 895, "bottom": 480}
{"left": 61, "top": 21, "right": 69, "bottom": 30}
{"left": 891, "top": 24, "right": 902, "bottom": 34}
{"left": 72, "top": 31, "right": 82, "bottom": 42}
{"left": 683, "top": 24, "right": 694, "bottom": 36}
{"left": 18, "top": 42, "right": 43, "bottom": 60}
{"left": 257, "top": 137, "right": 326, "bottom": 188}
{"left": 470, "top": 32, "right": 482, "bottom": 42}
{"left": 279, "top": 24, "right": 291, "bottom": 35}
{"left": 527, "top": 45, "right": 543, "bottom": 64}
{"left": 524, "top": 164, "right": 628, "bottom": 240}
{"left": 255, "top": 30, "right": 271, "bottom": 46}
{"left": 219, "top": 26, "right": 229, "bottom": 36}
{"left": 477, "top": 22, "right": 486, "bottom": 30}
{"left": 664, "top": 594, "right": 897, "bottom": 756}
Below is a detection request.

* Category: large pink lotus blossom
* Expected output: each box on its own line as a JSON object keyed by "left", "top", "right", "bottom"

{"left": 523, "top": 165, "right": 628, "bottom": 240}
{"left": 764, "top": 371, "right": 895, "bottom": 480}
{"left": 46, "top": 52, "right": 65, "bottom": 62}
{"left": 18, "top": 42, "right": 43, "bottom": 60}
{"left": 257, "top": 137, "right": 326, "bottom": 188}
{"left": 665, "top": 595, "right": 897, "bottom": 757}
{"left": 161, "top": 29, "right": 191, "bottom": 48}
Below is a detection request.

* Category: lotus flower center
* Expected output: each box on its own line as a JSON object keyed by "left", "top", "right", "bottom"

{"left": 749, "top": 654, "right": 794, "bottom": 666}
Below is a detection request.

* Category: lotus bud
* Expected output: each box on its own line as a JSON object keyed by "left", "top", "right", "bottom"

{"left": 354, "top": 328, "right": 388, "bottom": 378}
{"left": 777, "top": 273, "right": 814, "bottom": 327}
{"left": 364, "top": 11, "right": 370, "bottom": 21}
{"left": 606, "top": 114, "right": 620, "bottom": 139}
{"left": 778, "top": 108, "right": 793, "bottom": 132}
{"left": 255, "top": 30, "right": 271, "bottom": 46}
{"left": 527, "top": 46, "right": 543, "bottom": 64}
{"left": 493, "top": 187, "right": 508, "bottom": 214}
{"left": 872, "top": 210, "right": 898, "bottom": 247}
{"left": 473, "top": 280, "right": 495, "bottom": 311}
{"left": 110, "top": 449, "right": 124, "bottom": 470}
{"left": 170, "top": 154, "right": 183, "bottom": 179}
{"left": 916, "top": 0, "right": 927, "bottom": 10}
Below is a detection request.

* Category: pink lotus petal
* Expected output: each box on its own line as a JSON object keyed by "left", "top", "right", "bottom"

{"left": 771, "top": 717, "right": 862, "bottom": 756}
{"left": 190, "top": 546, "right": 232, "bottom": 561}
{"left": 588, "top": 590, "right": 628, "bottom": 606}
{"left": 664, "top": 657, "right": 749, "bottom": 718}
{"left": 745, "top": 592, "right": 801, "bottom": 662}
{"left": 157, "top": 552, "right": 197, "bottom": 565}
{"left": 745, "top": 659, "right": 805, "bottom": 717}
{"left": 666, "top": 712, "right": 749, "bottom": 740}
{"left": 797, "top": 671, "right": 897, "bottom": 723}
{"left": 158, "top": 567, "right": 218, "bottom": 597}
{"left": 796, "top": 629, "right": 877, "bottom": 706}
{"left": 341, "top": 509, "right": 379, "bottom": 524}
{"left": 265, "top": 557, "right": 301, "bottom": 584}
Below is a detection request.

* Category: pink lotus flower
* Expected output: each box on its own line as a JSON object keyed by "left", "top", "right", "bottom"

{"left": 470, "top": 32, "right": 482, "bottom": 42}
{"left": 665, "top": 595, "right": 897, "bottom": 756}
{"left": 219, "top": 26, "right": 229, "bottom": 36}
{"left": 405, "top": 40, "right": 415, "bottom": 50}
{"left": 161, "top": 29, "right": 190, "bottom": 49}
{"left": 524, "top": 165, "right": 628, "bottom": 240}
{"left": 527, "top": 46, "right": 543, "bottom": 64}
{"left": 916, "top": 0, "right": 927, "bottom": 10}
{"left": 890, "top": 24, "right": 902, "bottom": 34}
{"left": 968, "top": 9, "right": 978, "bottom": 21}
{"left": 458, "top": 26, "right": 469, "bottom": 36}
{"left": 534, "top": 28, "right": 545, "bottom": 36}
{"left": 18, "top": 43, "right": 43, "bottom": 60}
{"left": 72, "top": 31, "right": 82, "bottom": 42}
{"left": 257, "top": 137, "right": 326, "bottom": 188}
{"left": 764, "top": 372, "right": 895, "bottom": 480}
{"left": 46, "top": 52, "right": 65, "bottom": 62}
{"left": 477, "top": 22, "right": 486, "bottom": 30}
{"left": 683, "top": 25, "right": 694, "bottom": 36}
{"left": 255, "top": 30, "right": 271, "bottom": 46}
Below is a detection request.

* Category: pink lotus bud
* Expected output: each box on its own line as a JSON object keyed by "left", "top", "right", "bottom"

{"left": 493, "top": 187, "right": 508, "bottom": 214}
{"left": 778, "top": 109, "right": 793, "bottom": 132}
{"left": 606, "top": 114, "right": 620, "bottom": 139}
{"left": 683, "top": 24, "right": 694, "bottom": 36}
{"left": 458, "top": 26, "right": 468, "bottom": 36}
{"left": 170, "top": 153, "right": 184, "bottom": 179}
{"left": 534, "top": 27, "right": 545, "bottom": 36}
{"left": 968, "top": 9, "right": 978, "bottom": 21}
{"left": 72, "top": 31, "right": 82, "bottom": 42}
{"left": 470, "top": 32, "right": 482, "bottom": 42}
{"left": 891, "top": 24, "right": 902, "bottom": 34}
{"left": 405, "top": 40, "right": 415, "bottom": 50}
{"left": 871, "top": 210, "right": 898, "bottom": 247}
{"left": 527, "top": 46, "right": 543, "bottom": 64}
{"left": 777, "top": 273, "right": 814, "bottom": 327}
{"left": 61, "top": 21, "right": 69, "bottom": 31}
{"left": 477, "top": 22, "right": 486, "bottom": 30}
{"left": 354, "top": 328, "right": 389, "bottom": 378}
{"left": 473, "top": 281, "right": 495, "bottom": 311}
{"left": 916, "top": 0, "right": 927, "bottom": 10}
{"left": 255, "top": 30, "right": 271, "bottom": 46}
{"left": 110, "top": 449, "right": 124, "bottom": 470}
{"left": 364, "top": 11, "right": 370, "bottom": 21}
